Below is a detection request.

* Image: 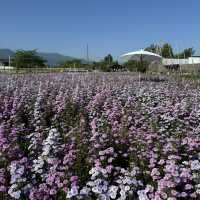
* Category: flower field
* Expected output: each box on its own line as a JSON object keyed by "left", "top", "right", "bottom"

{"left": 0, "top": 73, "right": 200, "bottom": 200}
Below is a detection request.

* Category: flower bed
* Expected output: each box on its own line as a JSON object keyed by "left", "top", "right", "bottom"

{"left": 0, "top": 73, "right": 199, "bottom": 200}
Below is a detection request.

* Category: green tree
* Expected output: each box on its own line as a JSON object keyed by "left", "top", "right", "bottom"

{"left": 145, "top": 43, "right": 162, "bottom": 55}
{"left": 174, "top": 47, "right": 195, "bottom": 58}
{"left": 161, "top": 43, "right": 174, "bottom": 58}
{"left": 123, "top": 60, "right": 148, "bottom": 73}
{"left": 95, "top": 54, "right": 114, "bottom": 72}
{"left": 123, "top": 60, "right": 138, "bottom": 72}
{"left": 82, "top": 54, "right": 114, "bottom": 72}
{"left": 12, "top": 50, "right": 46, "bottom": 68}
{"left": 104, "top": 54, "right": 113, "bottom": 64}
{"left": 184, "top": 48, "right": 195, "bottom": 58}
{"left": 59, "top": 59, "right": 94, "bottom": 71}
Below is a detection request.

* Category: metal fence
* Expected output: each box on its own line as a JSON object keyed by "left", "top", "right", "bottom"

{"left": 0, "top": 67, "right": 89, "bottom": 74}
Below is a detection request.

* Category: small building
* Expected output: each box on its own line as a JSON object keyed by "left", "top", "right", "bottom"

{"left": 162, "top": 56, "right": 200, "bottom": 66}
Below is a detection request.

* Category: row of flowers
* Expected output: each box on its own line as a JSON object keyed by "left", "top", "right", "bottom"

{"left": 0, "top": 73, "right": 199, "bottom": 200}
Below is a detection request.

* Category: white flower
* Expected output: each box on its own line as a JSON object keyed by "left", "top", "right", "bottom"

{"left": 102, "top": 134, "right": 107, "bottom": 139}
{"left": 91, "top": 173, "right": 99, "bottom": 180}
{"left": 10, "top": 190, "right": 21, "bottom": 199}
{"left": 41, "top": 128, "right": 60, "bottom": 157}
{"left": 102, "top": 184, "right": 108, "bottom": 192}
{"left": 109, "top": 185, "right": 118, "bottom": 192}
{"left": 124, "top": 185, "right": 130, "bottom": 191}
{"left": 137, "top": 190, "right": 149, "bottom": 200}
{"left": 67, "top": 186, "right": 78, "bottom": 199}
{"left": 92, "top": 186, "right": 102, "bottom": 194}
{"left": 66, "top": 191, "right": 73, "bottom": 199}
{"left": 98, "top": 194, "right": 108, "bottom": 200}
{"left": 144, "top": 185, "right": 154, "bottom": 193}
{"left": 80, "top": 187, "right": 90, "bottom": 195}
{"left": 108, "top": 157, "right": 114, "bottom": 163}
{"left": 191, "top": 160, "right": 200, "bottom": 170}
{"left": 71, "top": 186, "right": 78, "bottom": 195}
{"left": 101, "top": 168, "right": 107, "bottom": 175}
{"left": 94, "top": 178, "right": 102, "bottom": 185}
{"left": 16, "top": 166, "right": 24, "bottom": 175}
{"left": 108, "top": 186, "right": 118, "bottom": 199}
{"left": 87, "top": 181, "right": 95, "bottom": 187}
{"left": 130, "top": 169, "right": 137, "bottom": 176}
{"left": 32, "top": 157, "right": 44, "bottom": 173}
{"left": 89, "top": 167, "right": 96, "bottom": 175}
{"left": 116, "top": 179, "right": 122, "bottom": 184}
{"left": 109, "top": 191, "right": 117, "bottom": 199}
{"left": 119, "top": 190, "right": 126, "bottom": 200}
{"left": 10, "top": 163, "right": 17, "bottom": 174}
{"left": 8, "top": 184, "right": 21, "bottom": 199}
{"left": 99, "top": 151, "right": 105, "bottom": 156}
{"left": 10, "top": 174, "right": 20, "bottom": 184}
{"left": 182, "top": 161, "right": 189, "bottom": 165}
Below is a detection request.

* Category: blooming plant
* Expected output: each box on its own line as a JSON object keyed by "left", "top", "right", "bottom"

{"left": 0, "top": 72, "right": 199, "bottom": 200}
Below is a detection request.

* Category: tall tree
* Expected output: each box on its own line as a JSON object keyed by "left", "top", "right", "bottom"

{"left": 182, "top": 48, "right": 195, "bottom": 58}
{"left": 174, "top": 47, "right": 195, "bottom": 59}
{"left": 145, "top": 43, "right": 162, "bottom": 55}
{"left": 12, "top": 50, "right": 46, "bottom": 68}
{"left": 104, "top": 54, "right": 113, "bottom": 64}
{"left": 161, "top": 43, "right": 174, "bottom": 58}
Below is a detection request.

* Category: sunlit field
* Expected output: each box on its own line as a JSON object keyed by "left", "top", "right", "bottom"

{"left": 0, "top": 72, "right": 200, "bottom": 200}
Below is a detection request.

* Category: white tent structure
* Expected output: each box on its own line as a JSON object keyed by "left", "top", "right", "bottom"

{"left": 120, "top": 49, "right": 162, "bottom": 63}
{"left": 120, "top": 49, "right": 163, "bottom": 86}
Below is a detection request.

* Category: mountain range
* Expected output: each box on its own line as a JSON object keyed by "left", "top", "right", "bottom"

{"left": 0, "top": 49, "right": 85, "bottom": 66}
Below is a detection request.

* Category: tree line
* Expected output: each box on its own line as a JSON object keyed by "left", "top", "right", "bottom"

{"left": 145, "top": 43, "right": 195, "bottom": 58}
{"left": 10, "top": 43, "right": 195, "bottom": 72}
{"left": 12, "top": 50, "right": 46, "bottom": 68}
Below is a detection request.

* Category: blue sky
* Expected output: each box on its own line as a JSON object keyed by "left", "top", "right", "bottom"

{"left": 1, "top": 0, "right": 200, "bottom": 60}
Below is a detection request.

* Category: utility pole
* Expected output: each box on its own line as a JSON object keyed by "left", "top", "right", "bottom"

{"left": 9, "top": 56, "right": 11, "bottom": 67}
{"left": 86, "top": 44, "right": 89, "bottom": 64}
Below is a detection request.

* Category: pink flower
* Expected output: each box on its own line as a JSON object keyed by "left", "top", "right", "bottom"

{"left": 0, "top": 186, "right": 6, "bottom": 192}
{"left": 185, "top": 184, "right": 193, "bottom": 190}
{"left": 167, "top": 197, "right": 176, "bottom": 200}
{"left": 180, "top": 192, "right": 187, "bottom": 197}
{"left": 70, "top": 176, "right": 78, "bottom": 182}
{"left": 190, "top": 192, "right": 197, "bottom": 198}
{"left": 158, "top": 159, "right": 165, "bottom": 165}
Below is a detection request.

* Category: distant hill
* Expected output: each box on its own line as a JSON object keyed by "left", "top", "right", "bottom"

{"left": 0, "top": 49, "right": 85, "bottom": 66}
{"left": 37, "top": 52, "right": 75, "bottom": 66}
{"left": 0, "top": 49, "right": 15, "bottom": 59}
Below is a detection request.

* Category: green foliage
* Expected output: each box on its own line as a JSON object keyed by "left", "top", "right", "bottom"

{"left": 90, "top": 54, "right": 114, "bottom": 72}
{"left": 58, "top": 59, "right": 94, "bottom": 71}
{"left": 137, "top": 61, "right": 149, "bottom": 73}
{"left": 100, "top": 63, "right": 111, "bottom": 72}
{"left": 161, "top": 43, "right": 174, "bottom": 58}
{"left": 145, "top": 43, "right": 162, "bottom": 55}
{"left": 59, "top": 59, "right": 83, "bottom": 68}
{"left": 56, "top": 190, "right": 67, "bottom": 200}
{"left": 123, "top": 60, "right": 138, "bottom": 72}
{"left": 12, "top": 49, "right": 46, "bottom": 68}
{"left": 145, "top": 43, "right": 195, "bottom": 59}
{"left": 91, "top": 61, "right": 100, "bottom": 70}
{"left": 174, "top": 48, "right": 195, "bottom": 58}
{"left": 104, "top": 54, "right": 113, "bottom": 64}
{"left": 123, "top": 60, "right": 148, "bottom": 73}
{"left": 59, "top": 54, "right": 114, "bottom": 72}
